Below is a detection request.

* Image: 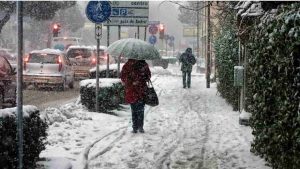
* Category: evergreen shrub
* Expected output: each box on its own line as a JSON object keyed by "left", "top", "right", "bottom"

{"left": 247, "top": 3, "right": 300, "bottom": 168}
{"left": 214, "top": 12, "right": 239, "bottom": 110}
{"left": 80, "top": 80, "right": 125, "bottom": 113}
{"left": 0, "top": 107, "right": 48, "bottom": 169}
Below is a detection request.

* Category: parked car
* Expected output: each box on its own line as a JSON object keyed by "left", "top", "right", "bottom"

{"left": 0, "top": 56, "right": 16, "bottom": 109}
{"left": 23, "top": 49, "right": 74, "bottom": 90}
{"left": 92, "top": 46, "right": 115, "bottom": 65}
{"left": 0, "top": 48, "right": 16, "bottom": 68}
{"left": 66, "top": 45, "right": 114, "bottom": 79}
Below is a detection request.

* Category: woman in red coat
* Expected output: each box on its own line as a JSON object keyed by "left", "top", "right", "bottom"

{"left": 121, "top": 59, "right": 151, "bottom": 133}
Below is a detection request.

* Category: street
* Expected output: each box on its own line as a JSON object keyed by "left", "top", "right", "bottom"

{"left": 24, "top": 82, "right": 80, "bottom": 111}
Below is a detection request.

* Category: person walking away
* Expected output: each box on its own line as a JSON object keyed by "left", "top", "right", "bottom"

{"left": 179, "top": 48, "right": 196, "bottom": 88}
{"left": 121, "top": 59, "right": 151, "bottom": 133}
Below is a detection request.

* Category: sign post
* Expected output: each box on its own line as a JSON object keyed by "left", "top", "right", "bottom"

{"left": 86, "top": 1, "right": 111, "bottom": 112}
{"left": 169, "top": 35, "right": 175, "bottom": 57}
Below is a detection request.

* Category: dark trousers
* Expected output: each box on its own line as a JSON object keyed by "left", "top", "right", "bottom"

{"left": 182, "top": 71, "right": 191, "bottom": 88}
{"left": 130, "top": 100, "right": 145, "bottom": 130}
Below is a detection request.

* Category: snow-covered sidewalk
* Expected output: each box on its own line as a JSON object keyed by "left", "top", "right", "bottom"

{"left": 39, "top": 65, "right": 270, "bottom": 169}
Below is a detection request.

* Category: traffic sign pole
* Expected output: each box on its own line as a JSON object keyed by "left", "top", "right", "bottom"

{"left": 86, "top": 1, "right": 111, "bottom": 112}
{"left": 95, "top": 24, "right": 102, "bottom": 113}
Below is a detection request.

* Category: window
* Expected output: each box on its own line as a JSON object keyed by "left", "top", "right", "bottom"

{"left": 29, "top": 53, "right": 60, "bottom": 64}
{"left": 67, "top": 49, "right": 92, "bottom": 58}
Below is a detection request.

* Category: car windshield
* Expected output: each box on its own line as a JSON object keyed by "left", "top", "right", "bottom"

{"left": 67, "top": 48, "right": 92, "bottom": 58}
{"left": 93, "top": 49, "right": 105, "bottom": 57}
{"left": 29, "top": 53, "right": 60, "bottom": 64}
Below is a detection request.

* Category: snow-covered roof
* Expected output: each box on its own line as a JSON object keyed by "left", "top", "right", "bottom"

{"left": 80, "top": 78, "right": 121, "bottom": 88}
{"left": 235, "top": 1, "right": 264, "bottom": 18}
{"left": 0, "top": 105, "right": 39, "bottom": 118}
{"left": 30, "top": 48, "right": 63, "bottom": 55}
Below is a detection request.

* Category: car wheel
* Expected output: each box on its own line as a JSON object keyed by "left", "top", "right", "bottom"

{"left": 68, "top": 81, "right": 74, "bottom": 89}
{"left": 58, "top": 80, "right": 66, "bottom": 91}
{"left": 58, "top": 83, "right": 65, "bottom": 91}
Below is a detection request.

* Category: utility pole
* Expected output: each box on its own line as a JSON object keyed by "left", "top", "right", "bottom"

{"left": 196, "top": 1, "right": 200, "bottom": 72}
{"left": 206, "top": 2, "right": 211, "bottom": 88}
{"left": 17, "top": 1, "right": 24, "bottom": 168}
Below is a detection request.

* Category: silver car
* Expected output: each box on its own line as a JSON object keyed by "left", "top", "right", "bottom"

{"left": 66, "top": 45, "right": 114, "bottom": 79}
{"left": 23, "top": 49, "right": 74, "bottom": 90}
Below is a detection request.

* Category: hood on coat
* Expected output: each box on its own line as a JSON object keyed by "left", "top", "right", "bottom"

{"left": 185, "top": 48, "right": 192, "bottom": 54}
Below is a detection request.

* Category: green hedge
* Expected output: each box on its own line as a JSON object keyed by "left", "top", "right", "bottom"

{"left": 214, "top": 11, "right": 239, "bottom": 111}
{"left": 80, "top": 80, "right": 125, "bottom": 113}
{"left": 0, "top": 107, "right": 48, "bottom": 169}
{"left": 247, "top": 3, "right": 300, "bottom": 168}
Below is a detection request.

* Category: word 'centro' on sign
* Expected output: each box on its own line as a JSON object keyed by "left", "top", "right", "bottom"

{"left": 131, "top": 2, "right": 148, "bottom": 6}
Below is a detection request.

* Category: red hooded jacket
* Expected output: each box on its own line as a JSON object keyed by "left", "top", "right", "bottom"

{"left": 120, "top": 59, "right": 151, "bottom": 104}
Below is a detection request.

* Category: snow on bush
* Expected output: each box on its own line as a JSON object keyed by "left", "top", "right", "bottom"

{"left": 0, "top": 106, "right": 48, "bottom": 169}
{"left": 80, "top": 79, "right": 125, "bottom": 113}
{"left": 247, "top": 3, "right": 300, "bottom": 168}
{"left": 214, "top": 10, "right": 239, "bottom": 111}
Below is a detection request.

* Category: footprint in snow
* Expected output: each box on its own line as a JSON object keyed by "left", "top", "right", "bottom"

{"left": 72, "top": 151, "right": 80, "bottom": 155}
{"left": 63, "top": 147, "right": 70, "bottom": 151}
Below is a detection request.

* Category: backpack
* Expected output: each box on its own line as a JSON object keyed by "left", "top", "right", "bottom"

{"left": 187, "top": 54, "right": 196, "bottom": 65}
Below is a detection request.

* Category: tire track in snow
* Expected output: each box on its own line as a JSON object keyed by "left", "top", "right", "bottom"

{"left": 154, "top": 88, "right": 194, "bottom": 169}
{"left": 86, "top": 76, "right": 163, "bottom": 168}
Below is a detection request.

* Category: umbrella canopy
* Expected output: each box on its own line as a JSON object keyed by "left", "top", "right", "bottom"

{"left": 106, "top": 38, "right": 161, "bottom": 60}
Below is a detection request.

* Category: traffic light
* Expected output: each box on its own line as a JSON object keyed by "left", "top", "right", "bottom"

{"left": 159, "top": 24, "right": 165, "bottom": 39}
{"left": 52, "top": 23, "right": 61, "bottom": 37}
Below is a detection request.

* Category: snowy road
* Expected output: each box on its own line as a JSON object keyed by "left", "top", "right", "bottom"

{"left": 39, "top": 65, "right": 269, "bottom": 169}
{"left": 83, "top": 66, "right": 269, "bottom": 169}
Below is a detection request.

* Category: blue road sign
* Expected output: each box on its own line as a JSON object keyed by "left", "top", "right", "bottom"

{"left": 86, "top": 1, "right": 111, "bottom": 24}
{"left": 169, "top": 35, "right": 175, "bottom": 41}
{"left": 164, "top": 34, "right": 170, "bottom": 41}
{"left": 149, "top": 24, "right": 158, "bottom": 34}
{"left": 149, "top": 35, "right": 157, "bottom": 45}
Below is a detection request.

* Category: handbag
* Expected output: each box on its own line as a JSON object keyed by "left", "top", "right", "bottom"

{"left": 144, "top": 80, "right": 159, "bottom": 107}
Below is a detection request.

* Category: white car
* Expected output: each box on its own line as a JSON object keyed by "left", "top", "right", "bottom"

{"left": 23, "top": 49, "right": 74, "bottom": 90}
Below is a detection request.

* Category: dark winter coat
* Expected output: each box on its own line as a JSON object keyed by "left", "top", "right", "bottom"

{"left": 120, "top": 59, "right": 151, "bottom": 104}
{"left": 179, "top": 48, "right": 196, "bottom": 72}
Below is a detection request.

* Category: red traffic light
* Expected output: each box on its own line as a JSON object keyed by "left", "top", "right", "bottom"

{"left": 159, "top": 24, "right": 164, "bottom": 31}
{"left": 53, "top": 24, "right": 59, "bottom": 30}
{"left": 52, "top": 23, "right": 61, "bottom": 37}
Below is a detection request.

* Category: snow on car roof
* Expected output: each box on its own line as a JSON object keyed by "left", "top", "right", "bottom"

{"left": 0, "top": 105, "right": 39, "bottom": 118}
{"left": 90, "top": 45, "right": 107, "bottom": 50}
{"left": 30, "top": 48, "right": 63, "bottom": 55}
{"left": 67, "top": 45, "right": 94, "bottom": 50}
